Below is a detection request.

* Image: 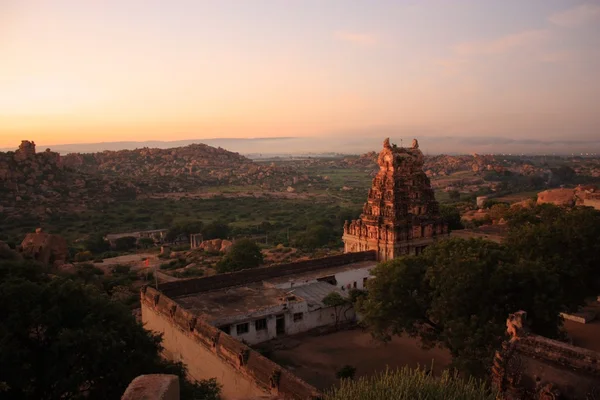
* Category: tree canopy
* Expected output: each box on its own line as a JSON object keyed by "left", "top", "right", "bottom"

{"left": 216, "top": 238, "right": 263, "bottom": 273}
{"left": 358, "top": 204, "right": 600, "bottom": 376}
{"left": 0, "top": 260, "right": 221, "bottom": 400}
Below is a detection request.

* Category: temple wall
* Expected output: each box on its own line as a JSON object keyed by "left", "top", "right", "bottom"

{"left": 141, "top": 287, "right": 320, "bottom": 400}
{"left": 158, "top": 251, "right": 376, "bottom": 298}
{"left": 142, "top": 302, "right": 268, "bottom": 399}
{"left": 494, "top": 328, "right": 600, "bottom": 398}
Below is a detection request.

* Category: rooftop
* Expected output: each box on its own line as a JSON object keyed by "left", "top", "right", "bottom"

{"left": 288, "top": 281, "right": 348, "bottom": 309}
{"left": 266, "top": 260, "right": 376, "bottom": 286}
{"left": 176, "top": 282, "right": 291, "bottom": 326}
{"left": 173, "top": 260, "right": 374, "bottom": 325}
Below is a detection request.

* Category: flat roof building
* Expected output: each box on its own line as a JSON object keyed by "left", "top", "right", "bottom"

{"left": 141, "top": 251, "right": 376, "bottom": 399}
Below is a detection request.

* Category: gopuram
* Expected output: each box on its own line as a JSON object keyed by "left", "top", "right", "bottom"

{"left": 343, "top": 138, "right": 448, "bottom": 261}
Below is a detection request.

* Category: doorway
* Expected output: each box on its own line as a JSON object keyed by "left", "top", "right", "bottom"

{"left": 276, "top": 314, "right": 285, "bottom": 336}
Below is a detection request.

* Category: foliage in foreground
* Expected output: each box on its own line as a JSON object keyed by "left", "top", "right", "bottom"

{"left": 0, "top": 260, "right": 221, "bottom": 400}
{"left": 326, "top": 367, "right": 496, "bottom": 400}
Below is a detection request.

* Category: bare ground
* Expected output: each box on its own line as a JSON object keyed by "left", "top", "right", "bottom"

{"left": 564, "top": 302, "right": 600, "bottom": 352}
{"left": 263, "top": 327, "right": 451, "bottom": 390}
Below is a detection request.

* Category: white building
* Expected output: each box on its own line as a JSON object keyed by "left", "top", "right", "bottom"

{"left": 175, "top": 260, "right": 375, "bottom": 345}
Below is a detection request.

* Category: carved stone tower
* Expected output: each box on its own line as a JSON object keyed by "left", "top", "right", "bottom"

{"left": 342, "top": 138, "right": 448, "bottom": 261}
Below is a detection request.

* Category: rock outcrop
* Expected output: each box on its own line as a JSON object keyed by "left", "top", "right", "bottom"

{"left": 536, "top": 185, "right": 598, "bottom": 207}
{"left": 61, "top": 143, "right": 320, "bottom": 191}
{"left": 20, "top": 228, "right": 69, "bottom": 267}
{"left": 537, "top": 188, "right": 578, "bottom": 207}
{"left": 195, "top": 239, "right": 233, "bottom": 254}
{"left": 0, "top": 141, "right": 324, "bottom": 220}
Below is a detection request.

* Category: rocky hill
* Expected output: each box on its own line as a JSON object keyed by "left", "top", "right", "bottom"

{"left": 0, "top": 141, "right": 138, "bottom": 218}
{"left": 61, "top": 143, "right": 314, "bottom": 191}
{"left": 0, "top": 141, "right": 321, "bottom": 218}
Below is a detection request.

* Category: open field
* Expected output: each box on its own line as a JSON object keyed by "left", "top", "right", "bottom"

{"left": 261, "top": 327, "right": 451, "bottom": 391}
{"left": 493, "top": 190, "right": 540, "bottom": 203}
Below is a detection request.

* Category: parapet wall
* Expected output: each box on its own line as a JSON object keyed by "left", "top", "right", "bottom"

{"left": 158, "top": 251, "right": 376, "bottom": 298}
{"left": 141, "top": 286, "right": 321, "bottom": 400}
{"left": 494, "top": 331, "right": 600, "bottom": 398}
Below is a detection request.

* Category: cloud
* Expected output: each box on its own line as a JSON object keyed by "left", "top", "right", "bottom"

{"left": 548, "top": 3, "right": 600, "bottom": 27}
{"left": 452, "top": 29, "right": 549, "bottom": 56}
{"left": 333, "top": 31, "right": 379, "bottom": 46}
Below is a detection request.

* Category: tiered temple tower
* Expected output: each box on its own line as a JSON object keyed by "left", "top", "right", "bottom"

{"left": 343, "top": 138, "right": 448, "bottom": 261}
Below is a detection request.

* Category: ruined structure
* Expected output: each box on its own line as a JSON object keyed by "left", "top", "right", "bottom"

{"left": 343, "top": 138, "right": 448, "bottom": 260}
{"left": 493, "top": 311, "right": 600, "bottom": 399}
{"left": 20, "top": 228, "right": 68, "bottom": 267}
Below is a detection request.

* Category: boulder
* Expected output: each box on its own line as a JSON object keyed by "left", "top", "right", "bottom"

{"left": 537, "top": 188, "right": 576, "bottom": 207}
{"left": 20, "top": 228, "right": 69, "bottom": 267}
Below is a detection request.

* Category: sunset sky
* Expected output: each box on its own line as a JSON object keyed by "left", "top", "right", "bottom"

{"left": 1, "top": 0, "right": 599, "bottom": 149}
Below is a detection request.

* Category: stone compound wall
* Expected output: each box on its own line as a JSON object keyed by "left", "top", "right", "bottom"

{"left": 493, "top": 311, "right": 600, "bottom": 399}
{"left": 158, "top": 251, "right": 376, "bottom": 298}
{"left": 141, "top": 286, "right": 321, "bottom": 400}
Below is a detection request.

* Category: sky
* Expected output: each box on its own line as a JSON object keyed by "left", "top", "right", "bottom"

{"left": 1, "top": 0, "right": 600, "bottom": 152}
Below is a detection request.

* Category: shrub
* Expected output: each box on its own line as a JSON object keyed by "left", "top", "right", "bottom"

{"left": 112, "top": 265, "right": 131, "bottom": 275}
{"left": 114, "top": 236, "right": 137, "bottom": 252}
{"left": 326, "top": 367, "right": 496, "bottom": 400}
{"left": 74, "top": 251, "right": 94, "bottom": 262}
{"left": 336, "top": 365, "right": 356, "bottom": 380}
{"left": 216, "top": 238, "right": 263, "bottom": 273}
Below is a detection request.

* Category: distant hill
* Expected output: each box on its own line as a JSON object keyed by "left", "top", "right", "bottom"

{"left": 0, "top": 140, "right": 322, "bottom": 219}
{"left": 3, "top": 135, "right": 599, "bottom": 156}
{"left": 0, "top": 137, "right": 300, "bottom": 156}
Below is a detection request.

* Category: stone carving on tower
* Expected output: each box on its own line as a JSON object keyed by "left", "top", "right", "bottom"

{"left": 342, "top": 138, "right": 448, "bottom": 261}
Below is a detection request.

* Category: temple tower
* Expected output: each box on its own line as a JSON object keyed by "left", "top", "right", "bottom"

{"left": 342, "top": 138, "right": 448, "bottom": 261}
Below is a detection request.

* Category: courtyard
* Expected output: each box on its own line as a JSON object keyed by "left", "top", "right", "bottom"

{"left": 257, "top": 327, "right": 452, "bottom": 390}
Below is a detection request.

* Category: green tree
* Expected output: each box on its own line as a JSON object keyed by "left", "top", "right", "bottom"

{"left": 357, "top": 238, "right": 570, "bottom": 376}
{"left": 202, "top": 222, "right": 231, "bottom": 240}
{"left": 114, "top": 236, "right": 137, "bottom": 251}
{"left": 439, "top": 204, "right": 463, "bottom": 231}
{"left": 0, "top": 260, "right": 221, "bottom": 400}
{"left": 166, "top": 220, "right": 204, "bottom": 242}
{"left": 336, "top": 365, "right": 356, "bottom": 380}
{"left": 504, "top": 204, "right": 600, "bottom": 312}
{"left": 138, "top": 237, "right": 155, "bottom": 249}
{"left": 216, "top": 238, "right": 263, "bottom": 273}
{"left": 293, "top": 224, "right": 332, "bottom": 250}
{"left": 322, "top": 292, "right": 352, "bottom": 329}
{"left": 83, "top": 234, "right": 110, "bottom": 254}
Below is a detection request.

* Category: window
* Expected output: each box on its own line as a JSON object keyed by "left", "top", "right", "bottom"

{"left": 363, "top": 277, "right": 368, "bottom": 287}
{"left": 353, "top": 281, "right": 357, "bottom": 289}
{"left": 219, "top": 325, "right": 230, "bottom": 334}
{"left": 293, "top": 312, "right": 303, "bottom": 322}
{"left": 236, "top": 323, "right": 249, "bottom": 335}
{"left": 255, "top": 318, "right": 267, "bottom": 331}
